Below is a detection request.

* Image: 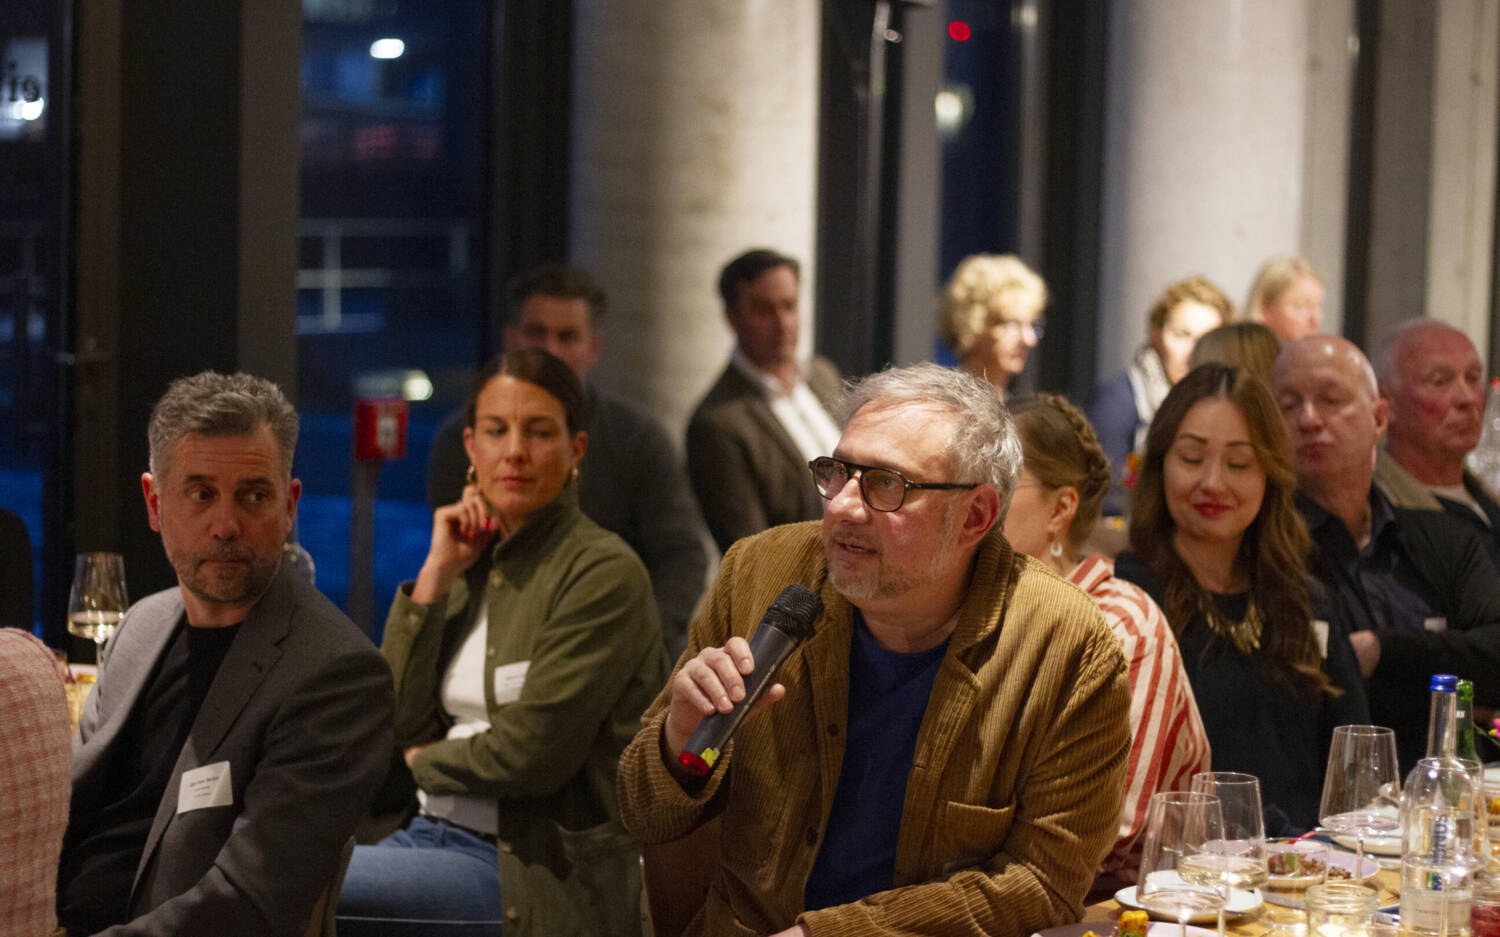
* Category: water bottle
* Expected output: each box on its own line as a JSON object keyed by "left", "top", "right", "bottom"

{"left": 1402, "top": 755, "right": 1479, "bottom": 936}
{"left": 1469, "top": 379, "right": 1500, "bottom": 500}
{"left": 1428, "top": 674, "right": 1461, "bottom": 760}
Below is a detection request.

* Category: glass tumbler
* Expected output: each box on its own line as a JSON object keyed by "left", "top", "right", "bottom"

{"left": 1473, "top": 872, "right": 1500, "bottom": 937}
{"left": 1305, "top": 882, "right": 1377, "bottom": 937}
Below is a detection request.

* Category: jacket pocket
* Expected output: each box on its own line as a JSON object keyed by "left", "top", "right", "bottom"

{"left": 499, "top": 818, "right": 642, "bottom": 937}
{"left": 939, "top": 801, "right": 1016, "bottom": 874}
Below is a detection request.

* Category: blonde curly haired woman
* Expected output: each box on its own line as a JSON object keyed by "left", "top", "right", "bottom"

{"left": 938, "top": 254, "right": 1047, "bottom": 398}
{"left": 1244, "top": 256, "right": 1323, "bottom": 342}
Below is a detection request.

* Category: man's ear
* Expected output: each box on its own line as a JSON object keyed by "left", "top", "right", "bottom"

{"left": 142, "top": 472, "right": 161, "bottom": 532}
{"left": 961, "top": 485, "right": 1001, "bottom": 546}
{"left": 1372, "top": 396, "right": 1390, "bottom": 442}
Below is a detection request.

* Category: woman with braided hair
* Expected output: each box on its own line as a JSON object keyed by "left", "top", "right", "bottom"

{"left": 1003, "top": 393, "right": 1210, "bottom": 884}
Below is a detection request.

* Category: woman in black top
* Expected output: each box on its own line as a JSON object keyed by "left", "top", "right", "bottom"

{"left": 1115, "top": 364, "right": 1368, "bottom": 834}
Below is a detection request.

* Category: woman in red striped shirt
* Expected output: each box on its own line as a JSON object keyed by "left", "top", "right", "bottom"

{"left": 1004, "top": 393, "right": 1211, "bottom": 888}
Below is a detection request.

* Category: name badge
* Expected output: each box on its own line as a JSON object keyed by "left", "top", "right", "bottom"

{"left": 1312, "top": 620, "right": 1330, "bottom": 659}
{"left": 177, "top": 761, "right": 233, "bottom": 814}
{"left": 493, "top": 660, "right": 530, "bottom": 705}
{"left": 1424, "top": 617, "right": 1449, "bottom": 633}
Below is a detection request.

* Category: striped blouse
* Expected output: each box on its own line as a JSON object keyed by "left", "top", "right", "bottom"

{"left": 1070, "top": 554, "right": 1212, "bottom": 877}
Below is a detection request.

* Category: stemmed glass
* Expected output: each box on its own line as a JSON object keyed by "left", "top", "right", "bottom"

{"left": 1140, "top": 790, "right": 1229, "bottom": 937}
{"left": 1320, "top": 725, "right": 1401, "bottom": 871}
{"left": 66, "top": 552, "right": 128, "bottom": 655}
{"left": 1190, "top": 772, "right": 1269, "bottom": 937}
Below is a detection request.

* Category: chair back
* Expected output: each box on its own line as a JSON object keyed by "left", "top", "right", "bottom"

{"left": 303, "top": 836, "right": 356, "bottom": 937}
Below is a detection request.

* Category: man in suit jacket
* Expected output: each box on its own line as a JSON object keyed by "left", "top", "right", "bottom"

{"left": 687, "top": 248, "right": 844, "bottom": 553}
{"left": 57, "top": 371, "right": 394, "bottom": 937}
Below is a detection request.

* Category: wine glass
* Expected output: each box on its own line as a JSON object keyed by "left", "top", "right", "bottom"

{"left": 67, "top": 552, "right": 128, "bottom": 654}
{"left": 1140, "top": 790, "right": 1229, "bottom": 937}
{"left": 1320, "top": 725, "right": 1401, "bottom": 871}
{"left": 1190, "top": 771, "right": 1269, "bottom": 937}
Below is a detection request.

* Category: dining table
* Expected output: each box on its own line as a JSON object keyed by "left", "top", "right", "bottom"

{"left": 1076, "top": 866, "right": 1403, "bottom": 937}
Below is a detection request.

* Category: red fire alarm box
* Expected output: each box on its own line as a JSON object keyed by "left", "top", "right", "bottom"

{"left": 354, "top": 398, "right": 408, "bottom": 461}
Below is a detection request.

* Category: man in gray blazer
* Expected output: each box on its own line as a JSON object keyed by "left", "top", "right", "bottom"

{"left": 687, "top": 249, "right": 844, "bottom": 554}
{"left": 58, "top": 371, "right": 394, "bottom": 937}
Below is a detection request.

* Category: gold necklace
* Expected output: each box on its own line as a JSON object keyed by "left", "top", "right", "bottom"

{"left": 1198, "top": 591, "right": 1263, "bottom": 655}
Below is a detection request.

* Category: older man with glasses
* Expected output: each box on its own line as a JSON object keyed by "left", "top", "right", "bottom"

{"left": 619, "top": 362, "right": 1131, "bottom": 937}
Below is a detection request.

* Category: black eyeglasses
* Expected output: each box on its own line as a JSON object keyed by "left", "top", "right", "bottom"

{"left": 808, "top": 456, "right": 979, "bottom": 513}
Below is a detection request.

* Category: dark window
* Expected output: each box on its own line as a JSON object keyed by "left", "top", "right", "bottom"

{"left": 296, "top": 1, "right": 490, "bottom": 636}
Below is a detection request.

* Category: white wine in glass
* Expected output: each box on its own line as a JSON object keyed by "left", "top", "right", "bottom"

{"left": 1190, "top": 770, "right": 1269, "bottom": 937}
{"left": 1140, "top": 791, "right": 1229, "bottom": 937}
{"left": 67, "top": 552, "right": 128, "bottom": 651}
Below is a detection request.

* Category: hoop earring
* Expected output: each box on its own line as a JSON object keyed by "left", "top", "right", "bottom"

{"left": 1049, "top": 540, "right": 1063, "bottom": 559}
{"left": 465, "top": 464, "right": 477, "bottom": 487}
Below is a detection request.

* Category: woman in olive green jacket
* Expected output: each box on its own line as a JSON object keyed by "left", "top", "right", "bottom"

{"left": 338, "top": 349, "right": 669, "bottom": 937}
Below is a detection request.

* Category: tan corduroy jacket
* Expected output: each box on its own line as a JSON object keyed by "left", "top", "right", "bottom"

{"left": 618, "top": 521, "right": 1131, "bottom": 937}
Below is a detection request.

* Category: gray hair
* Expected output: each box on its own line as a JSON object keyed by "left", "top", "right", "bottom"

{"left": 148, "top": 371, "right": 298, "bottom": 480}
{"left": 1372, "top": 318, "right": 1471, "bottom": 395}
{"left": 839, "top": 362, "right": 1023, "bottom": 516}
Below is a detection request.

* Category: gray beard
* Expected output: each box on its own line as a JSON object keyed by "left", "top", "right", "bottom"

{"left": 172, "top": 542, "right": 283, "bottom": 610}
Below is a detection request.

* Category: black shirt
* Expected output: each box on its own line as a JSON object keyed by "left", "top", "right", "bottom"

{"left": 1115, "top": 552, "right": 1369, "bottom": 834}
{"left": 1295, "top": 488, "right": 1500, "bottom": 771}
{"left": 1297, "top": 489, "right": 1441, "bottom": 637}
{"left": 58, "top": 620, "right": 241, "bottom": 935}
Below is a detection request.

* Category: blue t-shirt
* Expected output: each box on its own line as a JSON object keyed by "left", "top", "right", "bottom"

{"left": 803, "top": 615, "right": 949, "bottom": 910}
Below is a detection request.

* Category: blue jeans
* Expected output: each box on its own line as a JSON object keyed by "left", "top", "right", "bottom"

{"left": 335, "top": 816, "right": 503, "bottom": 936}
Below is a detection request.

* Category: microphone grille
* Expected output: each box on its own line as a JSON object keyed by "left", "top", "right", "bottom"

{"left": 767, "top": 584, "right": 822, "bottom": 640}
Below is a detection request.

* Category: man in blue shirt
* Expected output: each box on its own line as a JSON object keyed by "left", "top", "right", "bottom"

{"left": 1274, "top": 335, "right": 1500, "bottom": 769}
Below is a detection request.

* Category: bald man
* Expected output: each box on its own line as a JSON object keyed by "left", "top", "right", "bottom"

{"left": 1274, "top": 335, "right": 1500, "bottom": 769}
{"left": 1372, "top": 319, "right": 1500, "bottom": 569}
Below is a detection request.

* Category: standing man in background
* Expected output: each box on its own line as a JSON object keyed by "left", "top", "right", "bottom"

{"left": 686, "top": 248, "right": 843, "bottom": 554}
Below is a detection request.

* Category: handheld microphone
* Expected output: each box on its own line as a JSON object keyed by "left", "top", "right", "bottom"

{"left": 677, "top": 584, "right": 822, "bottom": 777}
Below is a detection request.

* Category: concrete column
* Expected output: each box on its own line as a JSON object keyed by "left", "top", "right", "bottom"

{"left": 570, "top": 0, "right": 821, "bottom": 435}
{"left": 1425, "top": 0, "right": 1498, "bottom": 364}
{"left": 1301, "top": 0, "right": 1356, "bottom": 337}
{"left": 1098, "top": 0, "right": 1315, "bottom": 373}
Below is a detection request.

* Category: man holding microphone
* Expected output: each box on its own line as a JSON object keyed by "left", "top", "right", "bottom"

{"left": 618, "top": 363, "right": 1131, "bottom": 936}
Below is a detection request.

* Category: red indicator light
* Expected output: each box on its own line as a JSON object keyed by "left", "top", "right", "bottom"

{"left": 948, "top": 21, "right": 972, "bottom": 41}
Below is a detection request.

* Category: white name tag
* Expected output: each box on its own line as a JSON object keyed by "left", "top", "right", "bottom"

{"left": 177, "top": 761, "right": 233, "bottom": 814}
{"left": 493, "top": 660, "right": 530, "bottom": 705}
{"left": 1424, "top": 617, "right": 1449, "bottom": 633}
{"left": 1312, "top": 620, "right": 1330, "bottom": 659}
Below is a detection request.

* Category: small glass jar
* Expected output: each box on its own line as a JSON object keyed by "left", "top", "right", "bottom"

{"left": 1474, "top": 871, "right": 1500, "bottom": 937}
{"left": 1305, "top": 883, "right": 1378, "bottom": 937}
